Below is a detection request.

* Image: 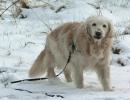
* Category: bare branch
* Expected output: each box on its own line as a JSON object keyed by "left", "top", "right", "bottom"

{"left": 87, "top": 2, "right": 100, "bottom": 9}
{"left": 55, "top": 5, "right": 66, "bottom": 13}
{"left": 0, "top": 0, "right": 20, "bottom": 17}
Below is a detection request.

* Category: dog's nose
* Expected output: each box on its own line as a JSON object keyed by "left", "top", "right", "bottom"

{"left": 95, "top": 32, "right": 102, "bottom": 37}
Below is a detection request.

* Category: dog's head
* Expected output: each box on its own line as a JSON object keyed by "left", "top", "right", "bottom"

{"left": 83, "top": 16, "right": 113, "bottom": 41}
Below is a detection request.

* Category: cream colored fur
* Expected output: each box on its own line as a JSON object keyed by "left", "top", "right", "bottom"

{"left": 29, "top": 16, "right": 114, "bottom": 91}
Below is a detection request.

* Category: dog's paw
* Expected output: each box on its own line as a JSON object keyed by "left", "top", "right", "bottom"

{"left": 48, "top": 77, "right": 61, "bottom": 85}
{"left": 76, "top": 83, "right": 84, "bottom": 89}
{"left": 104, "top": 86, "right": 115, "bottom": 91}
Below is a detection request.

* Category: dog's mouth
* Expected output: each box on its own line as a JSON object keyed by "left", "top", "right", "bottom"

{"left": 94, "top": 35, "right": 102, "bottom": 39}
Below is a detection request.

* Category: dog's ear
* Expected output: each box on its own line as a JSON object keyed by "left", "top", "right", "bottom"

{"left": 80, "top": 22, "right": 90, "bottom": 34}
{"left": 108, "top": 21, "right": 114, "bottom": 37}
{"left": 83, "top": 21, "right": 93, "bottom": 40}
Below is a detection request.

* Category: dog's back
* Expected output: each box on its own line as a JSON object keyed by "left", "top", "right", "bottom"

{"left": 29, "top": 22, "right": 81, "bottom": 77}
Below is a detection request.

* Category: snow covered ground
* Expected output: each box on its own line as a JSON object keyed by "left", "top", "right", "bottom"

{"left": 0, "top": 0, "right": 130, "bottom": 100}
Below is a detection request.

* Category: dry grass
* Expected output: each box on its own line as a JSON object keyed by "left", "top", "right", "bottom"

{"left": 19, "top": 0, "right": 29, "bottom": 8}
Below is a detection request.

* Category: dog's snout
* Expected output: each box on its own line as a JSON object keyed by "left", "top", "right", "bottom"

{"left": 95, "top": 32, "right": 102, "bottom": 36}
{"left": 94, "top": 31, "right": 102, "bottom": 39}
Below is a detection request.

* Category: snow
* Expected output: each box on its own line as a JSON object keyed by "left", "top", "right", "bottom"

{"left": 0, "top": 0, "right": 130, "bottom": 100}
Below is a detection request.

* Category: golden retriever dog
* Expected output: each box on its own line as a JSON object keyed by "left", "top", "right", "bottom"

{"left": 29, "top": 15, "right": 114, "bottom": 91}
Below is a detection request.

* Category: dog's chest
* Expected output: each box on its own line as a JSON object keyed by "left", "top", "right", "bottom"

{"left": 72, "top": 50, "right": 104, "bottom": 68}
{"left": 91, "top": 49, "right": 104, "bottom": 59}
{"left": 72, "top": 47, "right": 105, "bottom": 68}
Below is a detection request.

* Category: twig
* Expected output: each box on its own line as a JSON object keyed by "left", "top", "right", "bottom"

{"left": 0, "top": 0, "right": 53, "bottom": 33}
{"left": 87, "top": 1, "right": 102, "bottom": 15}
{"left": 112, "top": 47, "right": 121, "bottom": 54}
{"left": 87, "top": 2, "right": 100, "bottom": 9}
{"left": 56, "top": 95, "right": 64, "bottom": 98}
{"left": 45, "top": 93, "right": 55, "bottom": 97}
{"left": 23, "top": 42, "right": 36, "bottom": 48}
{"left": 40, "top": 0, "right": 54, "bottom": 10}
{"left": 43, "top": 22, "right": 53, "bottom": 32}
{"left": 55, "top": 5, "right": 66, "bottom": 13}
{"left": 0, "top": 70, "right": 6, "bottom": 73}
{"left": 96, "top": 0, "right": 102, "bottom": 15}
{"left": 27, "top": 5, "right": 53, "bottom": 32}
{"left": 14, "top": 88, "right": 33, "bottom": 93}
{"left": 0, "top": 0, "right": 20, "bottom": 17}
{"left": 45, "top": 93, "right": 64, "bottom": 98}
{"left": 14, "top": 89, "right": 64, "bottom": 98}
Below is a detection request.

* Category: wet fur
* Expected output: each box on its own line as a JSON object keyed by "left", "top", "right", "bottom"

{"left": 29, "top": 16, "right": 114, "bottom": 91}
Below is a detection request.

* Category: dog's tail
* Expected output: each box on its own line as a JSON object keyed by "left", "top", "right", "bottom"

{"left": 29, "top": 49, "right": 47, "bottom": 78}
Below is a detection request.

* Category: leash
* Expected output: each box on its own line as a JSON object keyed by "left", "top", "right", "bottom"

{"left": 11, "top": 42, "right": 75, "bottom": 84}
{"left": 11, "top": 51, "right": 71, "bottom": 84}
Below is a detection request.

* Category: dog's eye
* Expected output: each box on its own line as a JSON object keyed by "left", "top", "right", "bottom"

{"left": 103, "top": 24, "right": 107, "bottom": 28}
{"left": 92, "top": 23, "right": 96, "bottom": 26}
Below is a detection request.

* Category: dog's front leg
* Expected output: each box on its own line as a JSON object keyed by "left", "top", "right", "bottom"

{"left": 96, "top": 65, "right": 112, "bottom": 91}
{"left": 72, "top": 65, "right": 84, "bottom": 88}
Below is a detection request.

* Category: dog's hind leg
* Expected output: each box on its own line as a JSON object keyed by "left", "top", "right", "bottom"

{"left": 47, "top": 67, "right": 55, "bottom": 78}
{"left": 64, "top": 64, "right": 72, "bottom": 82}
{"left": 45, "top": 51, "right": 56, "bottom": 79}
